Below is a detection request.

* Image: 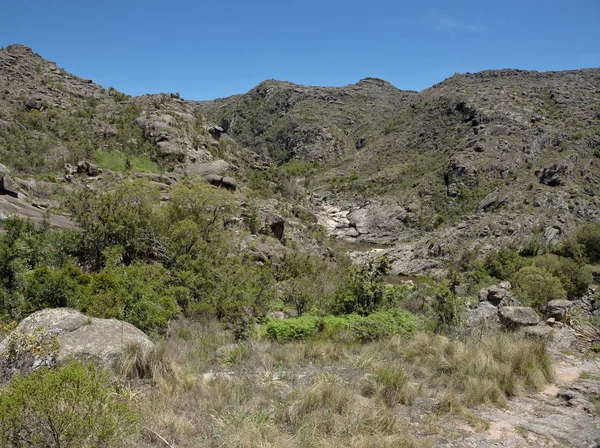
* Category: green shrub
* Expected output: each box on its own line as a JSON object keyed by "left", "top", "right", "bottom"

{"left": 264, "top": 309, "right": 419, "bottom": 343}
{"left": 512, "top": 265, "right": 567, "bottom": 311}
{"left": 533, "top": 253, "right": 593, "bottom": 298}
{"left": 0, "top": 361, "right": 137, "bottom": 447}
{"left": 332, "top": 257, "right": 391, "bottom": 315}
{"left": 351, "top": 309, "right": 419, "bottom": 342}
{"left": 484, "top": 247, "right": 526, "bottom": 280}
{"left": 83, "top": 261, "right": 181, "bottom": 335}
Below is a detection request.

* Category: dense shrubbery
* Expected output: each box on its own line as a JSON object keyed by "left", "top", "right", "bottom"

{"left": 0, "top": 361, "right": 137, "bottom": 447}
{"left": 264, "top": 309, "right": 419, "bottom": 343}
{"left": 459, "top": 237, "right": 595, "bottom": 312}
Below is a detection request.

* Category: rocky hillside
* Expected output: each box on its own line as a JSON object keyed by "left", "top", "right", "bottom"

{"left": 1, "top": 43, "right": 600, "bottom": 276}
{"left": 200, "top": 68, "right": 600, "bottom": 275}
{"left": 0, "top": 44, "right": 257, "bottom": 177}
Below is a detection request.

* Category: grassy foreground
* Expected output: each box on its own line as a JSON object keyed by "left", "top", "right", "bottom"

{"left": 115, "top": 319, "right": 555, "bottom": 448}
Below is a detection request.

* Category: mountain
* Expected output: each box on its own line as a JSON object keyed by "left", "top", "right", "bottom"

{"left": 1, "top": 43, "right": 600, "bottom": 274}
{"left": 199, "top": 68, "right": 600, "bottom": 274}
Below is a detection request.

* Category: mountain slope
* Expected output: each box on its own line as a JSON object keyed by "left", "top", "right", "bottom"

{"left": 200, "top": 68, "right": 600, "bottom": 273}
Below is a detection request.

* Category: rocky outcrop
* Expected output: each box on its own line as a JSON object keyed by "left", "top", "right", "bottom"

{"left": 182, "top": 160, "right": 229, "bottom": 177}
{"left": 76, "top": 161, "right": 102, "bottom": 177}
{"left": 260, "top": 211, "right": 285, "bottom": 240}
{"left": 444, "top": 154, "right": 478, "bottom": 197}
{"left": 537, "top": 164, "right": 569, "bottom": 187}
{"left": 0, "top": 308, "right": 154, "bottom": 380}
{"left": 478, "top": 285, "right": 521, "bottom": 307}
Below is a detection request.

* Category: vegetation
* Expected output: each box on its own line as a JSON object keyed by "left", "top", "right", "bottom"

{"left": 0, "top": 361, "right": 137, "bottom": 447}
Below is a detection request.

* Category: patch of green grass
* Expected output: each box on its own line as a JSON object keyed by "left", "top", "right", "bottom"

{"left": 264, "top": 309, "right": 419, "bottom": 343}
{"left": 93, "top": 149, "right": 159, "bottom": 173}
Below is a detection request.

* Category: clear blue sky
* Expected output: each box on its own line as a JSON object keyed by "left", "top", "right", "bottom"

{"left": 1, "top": 0, "right": 598, "bottom": 100}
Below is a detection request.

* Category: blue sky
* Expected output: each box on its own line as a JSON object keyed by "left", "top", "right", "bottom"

{"left": 1, "top": 0, "right": 598, "bottom": 100}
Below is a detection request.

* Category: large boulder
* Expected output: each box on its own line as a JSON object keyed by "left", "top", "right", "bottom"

{"left": 25, "top": 96, "right": 43, "bottom": 111}
{"left": 498, "top": 306, "right": 540, "bottom": 329}
{"left": 260, "top": 211, "right": 285, "bottom": 240}
{"left": 466, "top": 302, "right": 501, "bottom": 331}
{"left": 545, "top": 299, "right": 573, "bottom": 321}
{"left": 0, "top": 309, "right": 154, "bottom": 380}
{"left": 184, "top": 160, "right": 230, "bottom": 177}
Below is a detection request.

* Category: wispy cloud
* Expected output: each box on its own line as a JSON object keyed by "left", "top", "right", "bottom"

{"left": 436, "top": 16, "right": 485, "bottom": 33}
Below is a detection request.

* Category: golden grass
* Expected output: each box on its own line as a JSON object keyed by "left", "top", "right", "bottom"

{"left": 121, "top": 320, "right": 554, "bottom": 447}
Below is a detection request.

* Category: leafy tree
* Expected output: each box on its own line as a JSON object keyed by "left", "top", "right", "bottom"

{"left": 533, "top": 253, "right": 593, "bottom": 298}
{"left": 65, "top": 179, "right": 161, "bottom": 270}
{"left": 82, "top": 256, "right": 181, "bottom": 334}
{"left": 333, "top": 257, "right": 391, "bottom": 315}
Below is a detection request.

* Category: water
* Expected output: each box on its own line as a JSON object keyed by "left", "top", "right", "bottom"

{"left": 337, "top": 239, "right": 390, "bottom": 252}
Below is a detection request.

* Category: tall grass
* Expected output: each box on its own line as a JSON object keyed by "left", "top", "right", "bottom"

{"left": 404, "top": 332, "right": 555, "bottom": 407}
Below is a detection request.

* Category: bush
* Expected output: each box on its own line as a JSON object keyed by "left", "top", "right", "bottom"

{"left": 512, "top": 266, "right": 567, "bottom": 310}
{"left": 484, "top": 247, "right": 526, "bottom": 280}
{"left": 0, "top": 361, "right": 137, "bottom": 447}
{"left": 533, "top": 253, "right": 593, "bottom": 299}
{"left": 264, "top": 309, "right": 419, "bottom": 343}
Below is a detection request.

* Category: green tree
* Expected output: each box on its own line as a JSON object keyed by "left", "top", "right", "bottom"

{"left": 333, "top": 257, "right": 391, "bottom": 315}
{"left": 65, "top": 179, "right": 161, "bottom": 270}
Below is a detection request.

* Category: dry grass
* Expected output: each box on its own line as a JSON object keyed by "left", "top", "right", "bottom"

{"left": 403, "top": 332, "right": 555, "bottom": 407}
{"left": 120, "top": 320, "right": 554, "bottom": 447}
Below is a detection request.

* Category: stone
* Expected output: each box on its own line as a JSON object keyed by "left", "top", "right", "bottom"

{"left": 478, "top": 285, "right": 520, "bottom": 307}
{"left": 466, "top": 302, "right": 501, "bottom": 331}
{"left": 1, "top": 309, "right": 154, "bottom": 377}
{"left": 260, "top": 212, "right": 285, "bottom": 240}
{"left": 221, "top": 176, "right": 237, "bottom": 191}
{"left": 209, "top": 125, "right": 223, "bottom": 139}
{"left": 0, "top": 174, "right": 20, "bottom": 198}
{"left": 537, "top": 164, "right": 569, "bottom": 187}
{"left": 204, "top": 174, "right": 223, "bottom": 187}
{"left": 184, "top": 160, "right": 230, "bottom": 177}
{"left": 522, "top": 324, "right": 552, "bottom": 338}
{"left": 498, "top": 306, "right": 540, "bottom": 329}
{"left": 498, "top": 280, "right": 511, "bottom": 290}
{"left": 76, "top": 161, "right": 102, "bottom": 176}
{"left": 545, "top": 299, "right": 573, "bottom": 321}
{"left": 25, "top": 96, "right": 43, "bottom": 111}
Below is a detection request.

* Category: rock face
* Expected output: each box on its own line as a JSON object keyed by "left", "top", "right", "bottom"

{"left": 0, "top": 308, "right": 154, "bottom": 378}
{"left": 498, "top": 306, "right": 540, "bottom": 329}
